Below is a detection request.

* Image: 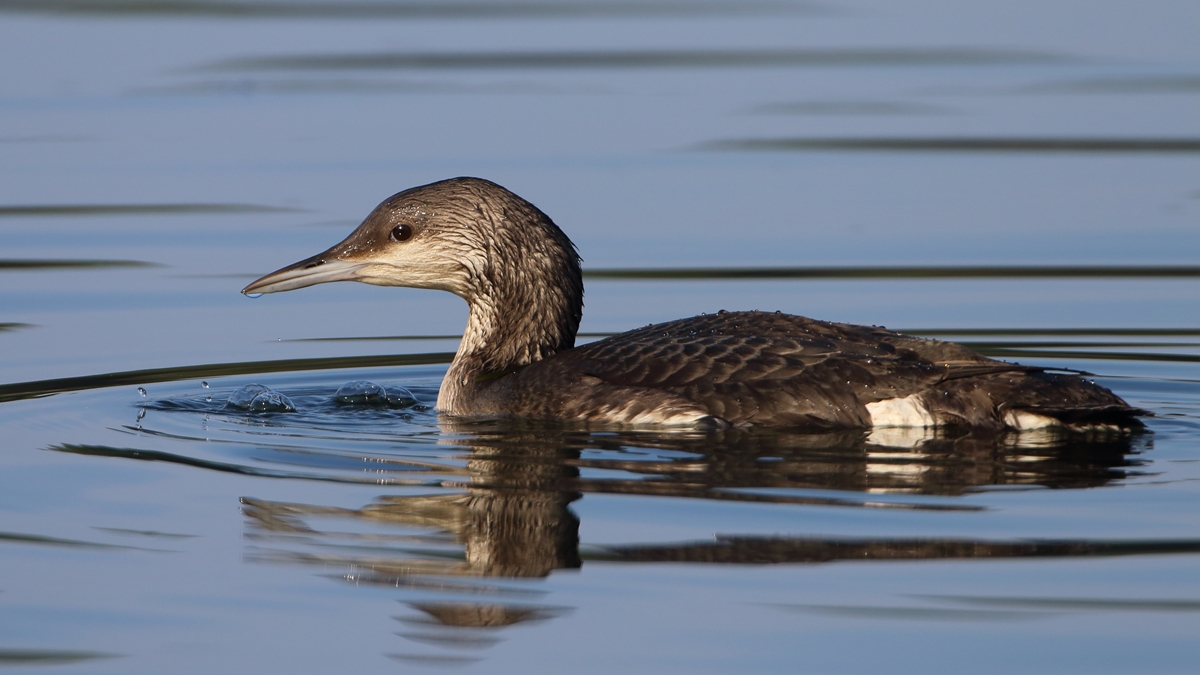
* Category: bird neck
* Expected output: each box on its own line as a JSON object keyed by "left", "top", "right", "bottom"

{"left": 437, "top": 250, "right": 583, "bottom": 413}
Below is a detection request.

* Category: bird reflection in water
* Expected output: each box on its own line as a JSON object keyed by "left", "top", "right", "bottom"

{"left": 235, "top": 422, "right": 1152, "bottom": 662}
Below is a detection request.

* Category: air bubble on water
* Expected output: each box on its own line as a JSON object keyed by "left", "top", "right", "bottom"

{"left": 384, "top": 385, "right": 418, "bottom": 408}
{"left": 245, "top": 292, "right": 263, "bottom": 299}
{"left": 201, "top": 381, "right": 209, "bottom": 389}
{"left": 225, "top": 384, "right": 272, "bottom": 410}
{"left": 225, "top": 385, "right": 295, "bottom": 413}
{"left": 335, "top": 381, "right": 417, "bottom": 408}
{"left": 335, "top": 380, "right": 386, "bottom": 405}
{"left": 137, "top": 387, "right": 147, "bottom": 397}
{"left": 248, "top": 391, "right": 295, "bottom": 413}
{"left": 205, "top": 396, "right": 212, "bottom": 402}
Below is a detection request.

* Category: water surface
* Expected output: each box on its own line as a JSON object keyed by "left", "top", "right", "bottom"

{"left": 0, "top": 1, "right": 1197, "bottom": 673}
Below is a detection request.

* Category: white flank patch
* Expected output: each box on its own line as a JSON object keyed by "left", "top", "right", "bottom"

{"left": 624, "top": 410, "right": 708, "bottom": 427}
{"left": 597, "top": 403, "right": 709, "bottom": 427}
{"left": 865, "top": 462, "right": 927, "bottom": 476}
{"left": 1003, "top": 410, "right": 1059, "bottom": 430}
{"left": 866, "top": 393, "right": 935, "bottom": 428}
{"left": 866, "top": 426, "right": 936, "bottom": 449}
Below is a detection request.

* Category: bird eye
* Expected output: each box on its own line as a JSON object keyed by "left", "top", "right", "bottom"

{"left": 390, "top": 223, "right": 414, "bottom": 242}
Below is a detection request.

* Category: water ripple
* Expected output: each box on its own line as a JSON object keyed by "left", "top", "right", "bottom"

{"left": 201, "top": 47, "right": 1064, "bottom": 73}
{"left": 584, "top": 265, "right": 1200, "bottom": 279}
{"left": 701, "top": 136, "right": 1200, "bottom": 153}
{"left": 0, "top": 649, "right": 121, "bottom": 666}
{"left": 0, "top": 0, "right": 816, "bottom": 19}
{"left": 0, "top": 203, "right": 295, "bottom": 218}
{"left": 0, "top": 353, "right": 455, "bottom": 403}
{"left": 0, "top": 259, "right": 160, "bottom": 271}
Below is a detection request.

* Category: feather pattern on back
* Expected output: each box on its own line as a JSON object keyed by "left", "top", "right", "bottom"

{"left": 493, "top": 311, "right": 1145, "bottom": 428}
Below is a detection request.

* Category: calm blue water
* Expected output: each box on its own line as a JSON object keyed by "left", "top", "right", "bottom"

{"left": 0, "top": 1, "right": 1198, "bottom": 673}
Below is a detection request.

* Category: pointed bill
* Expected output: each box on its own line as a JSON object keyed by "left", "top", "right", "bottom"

{"left": 242, "top": 254, "right": 371, "bottom": 295}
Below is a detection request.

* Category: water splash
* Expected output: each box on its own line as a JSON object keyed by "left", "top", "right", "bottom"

{"left": 334, "top": 380, "right": 418, "bottom": 408}
{"left": 225, "top": 384, "right": 295, "bottom": 413}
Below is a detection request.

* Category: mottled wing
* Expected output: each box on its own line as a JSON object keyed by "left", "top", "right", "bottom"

{"left": 559, "top": 312, "right": 988, "bottom": 426}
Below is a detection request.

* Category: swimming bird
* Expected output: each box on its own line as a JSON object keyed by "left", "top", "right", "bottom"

{"left": 243, "top": 177, "right": 1145, "bottom": 431}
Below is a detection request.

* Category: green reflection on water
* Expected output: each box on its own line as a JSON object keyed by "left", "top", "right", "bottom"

{"left": 583, "top": 265, "right": 1200, "bottom": 279}
{"left": 917, "top": 595, "right": 1200, "bottom": 612}
{"left": 202, "top": 47, "right": 1062, "bottom": 73}
{"left": 93, "top": 527, "right": 197, "bottom": 539}
{"left": 0, "top": 203, "right": 295, "bottom": 217}
{"left": 1018, "top": 75, "right": 1200, "bottom": 94}
{"left": 702, "top": 137, "right": 1200, "bottom": 153}
{"left": 0, "top": 649, "right": 121, "bottom": 665}
{"left": 0, "top": 0, "right": 812, "bottom": 19}
{"left": 0, "top": 322, "right": 35, "bottom": 333}
{"left": 0, "top": 531, "right": 157, "bottom": 551}
{"left": 0, "top": 259, "right": 160, "bottom": 270}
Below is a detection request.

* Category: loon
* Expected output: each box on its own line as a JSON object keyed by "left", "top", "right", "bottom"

{"left": 243, "top": 177, "right": 1146, "bottom": 431}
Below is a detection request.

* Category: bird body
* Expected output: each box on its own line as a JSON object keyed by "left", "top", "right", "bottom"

{"left": 453, "top": 310, "right": 1140, "bottom": 430}
{"left": 243, "top": 177, "right": 1145, "bottom": 431}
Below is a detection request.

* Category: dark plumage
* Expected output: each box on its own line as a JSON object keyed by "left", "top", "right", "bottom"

{"left": 243, "top": 177, "right": 1146, "bottom": 431}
